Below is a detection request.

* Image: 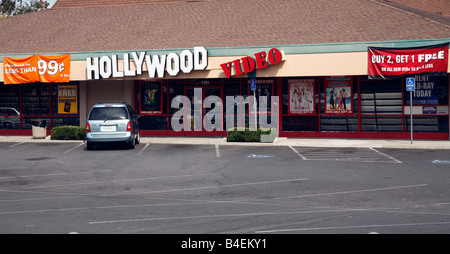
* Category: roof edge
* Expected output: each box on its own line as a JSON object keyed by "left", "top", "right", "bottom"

{"left": 1, "top": 38, "right": 450, "bottom": 62}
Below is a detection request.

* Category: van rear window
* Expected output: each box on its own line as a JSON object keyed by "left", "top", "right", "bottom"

{"left": 89, "top": 107, "right": 128, "bottom": 120}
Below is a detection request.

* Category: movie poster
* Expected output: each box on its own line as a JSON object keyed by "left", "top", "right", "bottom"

{"left": 140, "top": 81, "right": 162, "bottom": 115}
{"left": 249, "top": 79, "right": 273, "bottom": 114}
{"left": 288, "top": 79, "right": 315, "bottom": 114}
{"left": 57, "top": 84, "right": 78, "bottom": 115}
{"left": 325, "top": 77, "right": 353, "bottom": 115}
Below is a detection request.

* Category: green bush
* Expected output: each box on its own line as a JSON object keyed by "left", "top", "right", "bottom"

{"left": 51, "top": 126, "right": 86, "bottom": 140}
{"left": 226, "top": 127, "right": 275, "bottom": 142}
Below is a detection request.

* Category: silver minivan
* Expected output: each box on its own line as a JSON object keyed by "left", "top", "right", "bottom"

{"left": 86, "top": 102, "right": 140, "bottom": 150}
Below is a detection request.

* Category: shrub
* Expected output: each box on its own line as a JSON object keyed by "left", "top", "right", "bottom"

{"left": 51, "top": 126, "right": 86, "bottom": 140}
{"left": 226, "top": 127, "right": 276, "bottom": 142}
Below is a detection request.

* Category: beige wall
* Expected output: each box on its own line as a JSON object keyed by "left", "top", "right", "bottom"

{"left": 37, "top": 52, "right": 373, "bottom": 80}
{"left": 1, "top": 50, "right": 449, "bottom": 81}
{"left": 80, "top": 80, "right": 134, "bottom": 126}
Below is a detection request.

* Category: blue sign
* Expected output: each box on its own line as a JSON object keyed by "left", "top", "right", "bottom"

{"left": 406, "top": 77, "right": 415, "bottom": 91}
{"left": 406, "top": 76, "right": 439, "bottom": 105}
{"left": 250, "top": 78, "right": 256, "bottom": 91}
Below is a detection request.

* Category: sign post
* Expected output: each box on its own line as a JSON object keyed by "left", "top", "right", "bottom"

{"left": 406, "top": 77, "right": 415, "bottom": 144}
{"left": 250, "top": 78, "right": 257, "bottom": 130}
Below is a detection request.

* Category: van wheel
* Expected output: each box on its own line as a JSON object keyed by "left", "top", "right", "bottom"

{"left": 128, "top": 138, "right": 135, "bottom": 149}
{"left": 87, "top": 142, "right": 94, "bottom": 150}
{"left": 135, "top": 132, "right": 140, "bottom": 144}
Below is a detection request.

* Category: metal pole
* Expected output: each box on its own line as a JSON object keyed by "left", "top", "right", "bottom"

{"left": 253, "top": 90, "right": 257, "bottom": 130}
{"left": 410, "top": 90, "right": 413, "bottom": 144}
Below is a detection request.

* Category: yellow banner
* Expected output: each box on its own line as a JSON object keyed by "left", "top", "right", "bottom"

{"left": 3, "top": 54, "right": 70, "bottom": 84}
{"left": 57, "top": 85, "right": 78, "bottom": 115}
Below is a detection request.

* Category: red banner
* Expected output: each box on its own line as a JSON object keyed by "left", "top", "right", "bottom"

{"left": 3, "top": 54, "right": 70, "bottom": 85}
{"left": 368, "top": 43, "right": 448, "bottom": 79}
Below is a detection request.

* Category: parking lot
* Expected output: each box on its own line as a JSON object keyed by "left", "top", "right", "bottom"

{"left": 1, "top": 140, "right": 450, "bottom": 235}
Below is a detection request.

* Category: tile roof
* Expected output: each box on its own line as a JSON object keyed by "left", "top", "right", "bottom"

{"left": 386, "top": 0, "right": 450, "bottom": 16}
{"left": 0, "top": 0, "right": 449, "bottom": 54}
{"left": 52, "top": 0, "right": 189, "bottom": 8}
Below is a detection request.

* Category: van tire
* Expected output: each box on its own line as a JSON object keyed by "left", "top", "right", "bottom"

{"left": 128, "top": 138, "right": 135, "bottom": 149}
{"left": 87, "top": 142, "right": 94, "bottom": 150}
{"left": 135, "top": 132, "right": 140, "bottom": 144}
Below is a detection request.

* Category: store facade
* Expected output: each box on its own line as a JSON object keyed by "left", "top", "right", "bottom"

{"left": 1, "top": 38, "right": 449, "bottom": 139}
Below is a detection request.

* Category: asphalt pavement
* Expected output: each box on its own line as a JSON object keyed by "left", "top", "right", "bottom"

{"left": 1, "top": 135, "right": 450, "bottom": 236}
{"left": 1, "top": 135, "right": 450, "bottom": 149}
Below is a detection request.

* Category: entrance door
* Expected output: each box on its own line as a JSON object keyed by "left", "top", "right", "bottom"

{"left": 185, "top": 86, "right": 223, "bottom": 136}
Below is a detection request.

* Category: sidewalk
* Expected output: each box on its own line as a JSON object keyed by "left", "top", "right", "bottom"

{"left": 1, "top": 135, "right": 450, "bottom": 149}
{"left": 143, "top": 137, "right": 450, "bottom": 149}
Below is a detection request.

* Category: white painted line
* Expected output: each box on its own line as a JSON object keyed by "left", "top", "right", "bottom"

{"left": 255, "top": 221, "right": 450, "bottom": 233}
{"left": 0, "top": 167, "right": 25, "bottom": 171}
{"left": 369, "top": 147, "right": 403, "bottom": 164}
{"left": 0, "top": 199, "right": 265, "bottom": 215}
{"left": 289, "top": 146, "right": 308, "bottom": 160}
{"left": 2, "top": 142, "right": 24, "bottom": 150}
{"left": 0, "top": 170, "right": 113, "bottom": 180}
{"left": 0, "top": 195, "right": 86, "bottom": 203}
{"left": 137, "top": 143, "right": 150, "bottom": 156}
{"left": 104, "top": 178, "right": 310, "bottom": 196}
{"left": 215, "top": 144, "right": 221, "bottom": 158}
{"left": 88, "top": 207, "right": 387, "bottom": 225}
{"left": 273, "top": 184, "right": 428, "bottom": 200}
{"left": 0, "top": 188, "right": 92, "bottom": 196}
{"left": 410, "top": 202, "right": 450, "bottom": 208}
{"left": 22, "top": 173, "right": 210, "bottom": 189}
{"left": 63, "top": 143, "right": 84, "bottom": 154}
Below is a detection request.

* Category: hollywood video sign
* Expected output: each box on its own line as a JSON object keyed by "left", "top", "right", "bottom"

{"left": 220, "top": 48, "right": 285, "bottom": 78}
{"left": 86, "top": 47, "right": 208, "bottom": 80}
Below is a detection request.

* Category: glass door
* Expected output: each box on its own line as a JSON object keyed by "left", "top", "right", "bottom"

{"left": 185, "top": 86, "right": 223, "bottom": 136}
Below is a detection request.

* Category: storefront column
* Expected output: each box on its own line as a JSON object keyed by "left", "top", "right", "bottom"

{"left": 79, "top": 82, "right": 87, "bottom": 127}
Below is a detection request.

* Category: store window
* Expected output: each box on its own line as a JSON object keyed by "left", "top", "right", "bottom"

{"left": 224, "top": 79, "right": 245, "bottom": 129}
{"left": 0, "top": 82, "right": 80, "bottom": 132}
{"left": 320, "top": 77, "right": 358, "bottom": 132}
{"left": 135, "top": 80, "right": 168, "bottom": 131}
{"left": 404, "top": 75, "right": 449, "bottom": 133}
{"left": 51, "top": 84, "right": 80, "bottom": 128}
{"left": 135, "top": 78, "right": 277, "bottom": 134}
{"left": 0, "top": 84, "right": 20, "bottom": 129}
{"left": 21, "top": 84, "right": 51, "bottom": 129}
{"left": 360, "top": 78, "right": 403, "bottom": 132}
{"left": 280, "top": 75, "right": 449, "bottom": 137}
{"left": 282, "top": 77, "right": 320, "bottom": 131}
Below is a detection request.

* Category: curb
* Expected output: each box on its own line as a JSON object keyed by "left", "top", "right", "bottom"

{"left": 1, "top": 136, "right": 450, "bottom": 150}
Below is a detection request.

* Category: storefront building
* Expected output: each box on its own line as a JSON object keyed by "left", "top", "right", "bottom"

{"left": 1, "top": 39, "right": 449, "bottom": 139}
{"left": 0, "top": 0, "right": 449, "bottom": 140}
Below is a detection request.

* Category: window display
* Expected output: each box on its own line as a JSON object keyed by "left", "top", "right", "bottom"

{"left": 0, "top": 82, "right": 79, "bottom": 131}
{"left": 324, "top": 77, "right": 353, "bottom": 115}
{"left": 139, "top": 81, "right": 163, "bottom": 115}
{"left": 288, "top": 79, "right": 315, "bottom": 115}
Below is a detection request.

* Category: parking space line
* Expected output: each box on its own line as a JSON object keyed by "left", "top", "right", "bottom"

{"left": 2, "top": 142, "right": 24, "bottom": 150}
{"left": 63, "top": 143, "right": 85, "bottom": 154}
{"left": 0, "top": 169, "right": 113, "bottom": 181}
{"left": 289, "top": 146, "right": 402, "bottom": 163}
{"left": 137, "top": 143, "right": 150, "bottom": 156}
{"left": 289, "top": 146, "right": 307, "bottom": 160}
{"left": 369, "top": 147, "right": 402, "bottom": 164}
{"left": 255, "top": 221, "right": 450, "bottom": 233}
{"left": 22, "top": 173, "right": 209, "bottom": 189}
{"left": 215, "top": 144, "right": 221, "bottom": 158}
{"left": 110, "top": 178, "right": 310, "bottom": 196}
{"left": 88, "top": 207, "right": 386, "bottom": 225}
{"left": 273, "top": 184, "right": 427, "bottom": 200}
